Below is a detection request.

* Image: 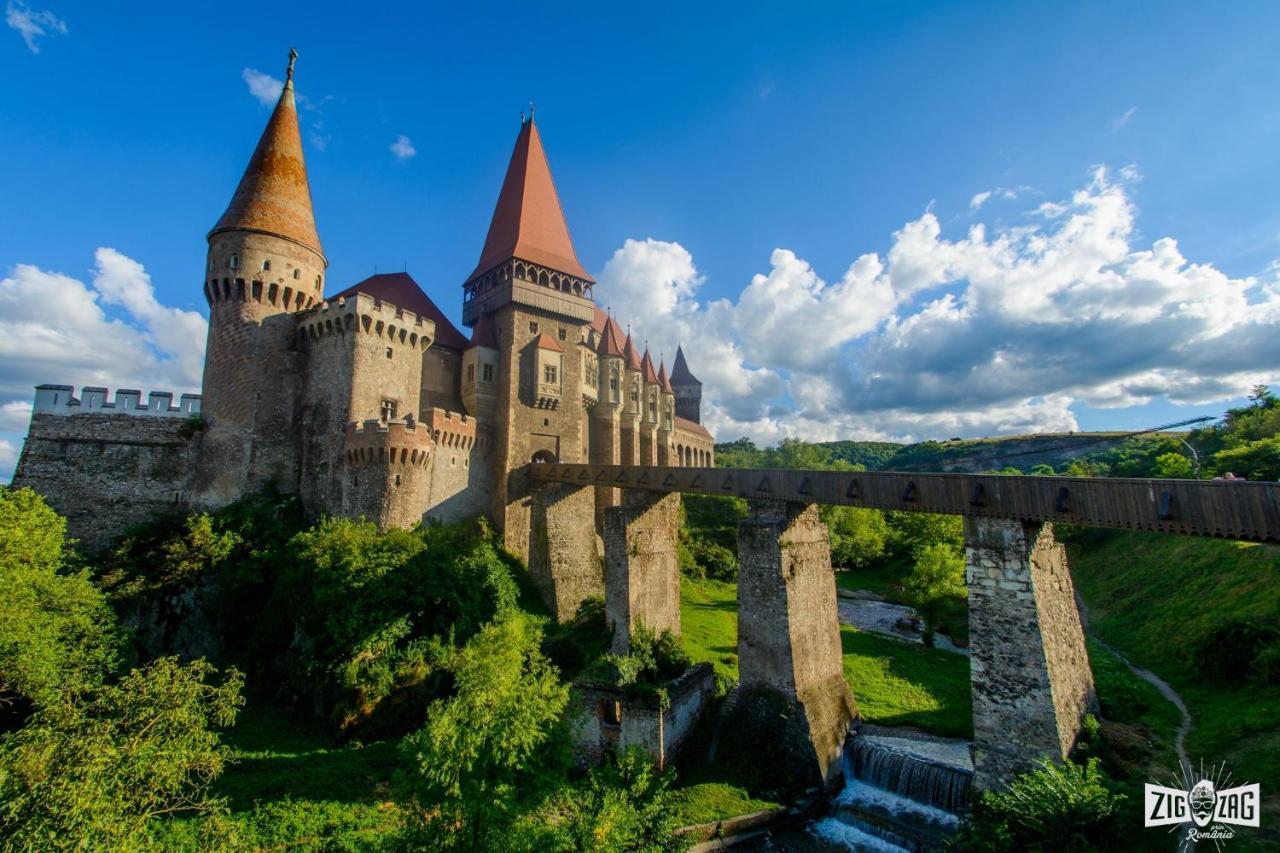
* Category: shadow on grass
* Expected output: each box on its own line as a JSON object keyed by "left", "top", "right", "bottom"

{"left": 216, "top": 704, "right": 402, "bottom": 812}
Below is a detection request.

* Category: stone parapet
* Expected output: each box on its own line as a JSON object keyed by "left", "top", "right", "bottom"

{"left": 32, "top": 385, "right": 201, "bottom": 419}
{"left": 344, "top": 416, "right": 434, "bottom": 467}
{"left": 425, "top": 408, "right": 479, "bottom": 452}
{"left": 298, "top": 292, "right": 435, "bottom": 352}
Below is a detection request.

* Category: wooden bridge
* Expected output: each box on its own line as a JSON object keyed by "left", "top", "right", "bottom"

{"left": 528, "top": 463, "right": 1280, "bottom": 543}
{"left": 524, "top": 461, "right": 1279, "bottom": 791}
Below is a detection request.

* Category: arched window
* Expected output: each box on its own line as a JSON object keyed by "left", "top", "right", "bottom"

{"left": 229, "top": 254, "right": 239, "bottom": 270}
{"left": 262, "top": 259, "right": 271, "bottom": 271}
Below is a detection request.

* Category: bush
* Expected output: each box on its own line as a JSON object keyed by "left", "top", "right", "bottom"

{"left": 548, "top": 747, "right": 688, "bottom": 852}
{"left": 954, "top": 758, "right": 1125, "bottom": 852}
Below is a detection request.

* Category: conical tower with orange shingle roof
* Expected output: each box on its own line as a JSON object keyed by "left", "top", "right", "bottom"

{"left": 197, "top": 49, "right": 327, "bottom": 505}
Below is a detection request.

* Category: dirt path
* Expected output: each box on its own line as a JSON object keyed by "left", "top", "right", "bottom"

{"left": 1075, "top": 593, "right": 1192, "bottom": 771}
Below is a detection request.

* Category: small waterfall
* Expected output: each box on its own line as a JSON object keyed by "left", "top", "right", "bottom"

{"left": 810, "top": 729, "right": 973, "bottom": 851}
{"left": 847, "top": 733, "right": 972, "bottom": 813}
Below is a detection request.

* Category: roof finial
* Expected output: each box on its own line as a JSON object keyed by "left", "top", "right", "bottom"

{"left": 286, "top": 47, "right": 298, "bottom": 82}
{"left": 529, "top": 99, "right": 536, "bottom": 121}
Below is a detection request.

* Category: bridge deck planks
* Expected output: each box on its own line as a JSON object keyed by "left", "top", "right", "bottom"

{"left": 527, "top": 464, "right": 1280, "bottom": 544}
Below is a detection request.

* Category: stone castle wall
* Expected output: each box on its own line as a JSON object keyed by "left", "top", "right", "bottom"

{"left": 423, "top": 408, "right": 490, "bottom": 523}
{"left": 13, "top": 408, "right": 203, "bottom": 552}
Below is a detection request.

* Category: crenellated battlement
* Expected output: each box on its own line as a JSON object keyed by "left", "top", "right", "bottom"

{"left": 425, "top": 407, "right": 480, "bottom": 452}
{"left": 32, "top": 385, "right": 202, "bottom": 419}
{"left": 298, "top": 293, "right": 435, "bottom": 351}
{"left": 344, "top": 415, "right": 434, "bottom": 467}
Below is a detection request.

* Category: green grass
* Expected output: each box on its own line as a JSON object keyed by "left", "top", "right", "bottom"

{"left": 834, "top": 560, "right": 908, "bottom": 602}
{"left": 839, "top": 626, "right": 972, "bottom": 738}
{"left": 680, "top": 576, "right": 972, "bottom": 739}
{"left": 668, "top": 783, "right": 778, "bottom": 827}
{"left": 1068, "top": 529, "right": 1280, "bottom": 827}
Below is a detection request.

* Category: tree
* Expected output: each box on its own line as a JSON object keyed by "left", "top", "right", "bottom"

{"left": 900, "top": 543, "right": 966, "bottom": 647}
{"left": 1152, "top": 452, "right": 1194, "bottom": 479}
{"left": 400, "top": 613, "right": 572, "bottom": 850}
{"left": 886, "top": 511, "right": 963, "bottom": 561}
{"left": 0, "top": 657, "right": 243, "bottom": 848}
{"left": 1029, "top": 464, "right": 1056, "bottom": 476}
{"left": 821, "top": 505, "right": 888, "bottom": 568}
{"left": 0, "top": 488, "right": 118, "bottom": 721}
{"left": 552, "top": 747, "right": 688, "bottom": 852}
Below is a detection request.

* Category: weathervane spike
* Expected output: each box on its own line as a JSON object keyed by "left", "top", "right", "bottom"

{"left": 287, "top": 47, "right": 298, "bottom": 82}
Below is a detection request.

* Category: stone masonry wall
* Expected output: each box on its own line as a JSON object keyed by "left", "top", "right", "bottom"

{"left": 528, "top": 482, "right": 603, "bottom": 620}
{"left": 13, "top": 413, "right": 203, "bottom": 552}
{"left": 603, "top": 491, "right": 682, "bottom": 653}
{"left": 965, "top": 517, "right": 1098, "bottom": 791}
{"left": 736, "top": 500, "right": 858, "bottom": 790}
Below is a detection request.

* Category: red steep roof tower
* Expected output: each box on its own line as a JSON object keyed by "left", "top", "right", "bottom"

{"left": 461, "top": 115, "right": 595, "bottom": 327}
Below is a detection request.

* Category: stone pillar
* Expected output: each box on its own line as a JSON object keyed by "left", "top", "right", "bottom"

{"left": 603, "top": 491, "right": 682, "bottom": 653}
{"left": 965, "top": 518, "right": 1098, "bottom": 791}
{"left": 736, "top": 500, "right": 858, "bottom": 790}
{"left": 529, "top": 482, "right": 604, "bottom": 621}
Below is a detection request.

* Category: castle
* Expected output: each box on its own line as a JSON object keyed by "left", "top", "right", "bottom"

{"left": 11, "top": 52, "right": 714, "bottom": 613}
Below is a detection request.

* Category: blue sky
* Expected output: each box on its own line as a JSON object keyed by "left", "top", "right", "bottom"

{"left": 3, "top": 1, "right": 1280, "bottom": 476}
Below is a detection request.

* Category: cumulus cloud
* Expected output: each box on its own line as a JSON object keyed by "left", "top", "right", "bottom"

{"left": 594, "top": 168, "right": 1280, "bottom": 446}
{"left": 5, "top": 1, "right": 65, "bottom": 54}
{"left": 0, "top": 249, "right": 205, "bottom": 482}
{"left": 389, "top": 134, "right": 417, "bottom": 160}
{"left": 242, "top": 68, "right": 284, "bottom": 107}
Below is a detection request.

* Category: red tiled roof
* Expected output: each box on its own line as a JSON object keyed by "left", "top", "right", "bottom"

{"left": 331, "top": 272, "right": 469, "bottom": 350}
{"left": 534, "top": 332, "right": 564, "bottom": 352}
{"left": 640, "top": 349, "right": 659, "bottom": 384}
{"left": 657, "top": 360, "right": 674, "bottom": 393}
{"left": 597, "top": 316, "right": 626, "bottom": 358}
{"left": 210, "top": 71, "right": 323, "bottom": 257}
{"left": 466, "top": 312, "right": 498, "bottom": 350}
{"left": 592, "top": 306, "right": 609, "bottom": 333}
{"left": 467, "top": 118, "right": 593, "bottom": 284}
{"left": 622, "top": 331, "right": 641, "bottom": 370}
{"left": 674, "top": 416, "right": 712, "bottom": 439}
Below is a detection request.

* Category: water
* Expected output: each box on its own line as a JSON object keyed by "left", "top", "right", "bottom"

{"left": 835, "top": 597, "right": 969, "bottom": 656}
{"left": 807, "top": 730, "right": 973, "bottom": 852}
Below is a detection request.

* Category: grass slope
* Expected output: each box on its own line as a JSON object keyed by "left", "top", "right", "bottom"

{"left": 1068, "top": 529, "right": 1280, "bottom": 830}
{"left": 681, "top": 576, "right": 972, "bottom": 739}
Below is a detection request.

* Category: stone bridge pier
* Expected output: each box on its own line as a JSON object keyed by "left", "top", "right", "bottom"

{"left": 603, "top": 490, "right": 683, "bottom": 653}
{"left": 965, "top": 518, "right": 1098, "bottom": 791}
{"left": 736, "top": 500, "right": 858, "bottom": 790}
{"left": 527, "top": 482, "right": 604, "bottom": 621}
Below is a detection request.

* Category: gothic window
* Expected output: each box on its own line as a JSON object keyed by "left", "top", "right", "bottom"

{"left": 466, "top": 364, "right": 475, "bottom": 383}
{"left": 544, "top": 364, "right": 558, "bottom": 384}
{"left": 558, "top": 328, "right": 567, "bottom": 341}
{"left": 609, "top": 370, "right": 619, "bottom": 403}
{"left": 380, "top": 400, "right": 397, "bottom": 421}
{"left": 482, "top": 363, "right": 494, "bottom": 382}
{"left": 529, "top": 321, "right": 539, "bottom": 334}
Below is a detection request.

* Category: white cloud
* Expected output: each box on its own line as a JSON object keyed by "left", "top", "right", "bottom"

{"left": 968, "top": 186, "right": 1030, "bottom": 211}
{"left": 969, "top": 191, "right": 993, "bottom": 210}
{"left": 389, "top": 134, "right": 417, "bottom": 160}
{"left": 5, "top": 1, "right": 65, "bottom": 54}
{"left": 0, "top": 439, "right": 15, "bottom": 484}
{"left": 593, "top": 167, "right": 1280, "bottom": 446}
{"left": 1113, "top": 106, "right": 1137, "bottom": 130}
{"left": 242, "top": 67, "right": 283, "bottom": 107}
{"left": 0, "top": 250, "right": 206, "bottom": 482}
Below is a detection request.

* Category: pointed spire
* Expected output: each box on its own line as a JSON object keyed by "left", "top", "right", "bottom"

{"left": 467, "top": 115, "right": 591, "bottom": 283}
{"left": 670, "top": 345, "right": 701, "bottom": 386}
{"left": 622, "top": 331, "right": 641, "bottom": 370}
{"left": 657, "top": 360, "right": 673, "bottom": 393}
{"left": 466, "top": 312, "right": 498, "bottom": 350}
{"left": 641, "top": 349, "right": 659, "bottom": 384}
{"left": 210, "top": 49, "right": 323, "bottom": 257}
{"left": 596, "top": 315, "right": 626, "bottom": 358}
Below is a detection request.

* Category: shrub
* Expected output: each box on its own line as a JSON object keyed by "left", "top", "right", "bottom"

{"left": 954, "top": 758, "right": 1125, "bottom": 852}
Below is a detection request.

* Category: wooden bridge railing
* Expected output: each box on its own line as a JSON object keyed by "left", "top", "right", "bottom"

{"left": 527, "top": 463, "right": 1280, "bottom": 544}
